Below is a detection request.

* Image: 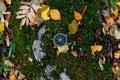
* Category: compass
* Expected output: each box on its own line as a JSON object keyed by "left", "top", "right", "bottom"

{"left": 53, "top": 33, "right": 67, "bottom": 47}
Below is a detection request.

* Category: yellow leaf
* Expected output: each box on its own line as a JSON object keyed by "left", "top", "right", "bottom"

{"left": 74, "top": 11, "right": 82, "bottom": 20}
{"left": 9, "top": 75, "right": 16, "bottom": 80}
{"left": 91, "top": 44, "right": 102, "bottom": 53}
{"left": 41, "top": 6, "right": 50, "bottom": 20}
{"left": 113, "top": 8, "right": 118, "bottom": 17}
{"left": 0, "top": 22, "right": 4, "bottom": 33}
{"left": 114, "top": 51, "right": 120, "bottom": 59}
{"left": 57, "top": 44, "right": 70, "bottom": 55}
{"left": 50, "top": 9, "right": 61, "bottom": 20}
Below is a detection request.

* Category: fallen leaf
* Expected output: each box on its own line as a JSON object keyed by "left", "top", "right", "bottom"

{"left": 50, "top": 9, "right": 61, "bottom": 20}
{"left": 10, "top": 68, "right": 15, "bottom": 75}
{"left": 28, "top": 57, "right": 33, "bottom": 62}
{"left": 4, "top": 60, "right": 14, "bottom": 67}
{"left": 102, "top": 10, "right": 109, "bottom": 17}
{"left": 71, "top": 51, "right": 78, "bottom": 57}
{"left": 41, "top": 6, "right": 50, "bottom": 20}
{"left": 18, "top": 76, "right": 23, "bottom": 80}
{"left": 40, "top": 0, "right": 45, "bottom": 3}
{"left": 14, "top": 69, "right": 19, "bottom": 76}
{"left": 117, "top": 2, "right": 120, "bottom": 6}
{"left": 4, "top": 20, "right": 9, "bottom": 28}
{"left": 114, "top": 50, "right": 120, "bottom": 59}
{"left": 68, "top": 20, "right": 78, "bottom": 34}
{"left": 37, "top": 8, "right": 43, "bottom": 18}
{"left": 106, "top": 17, "right": 115, "bottom": 26}
{"left": 5, "top": 0, "right": 11, "bottom": 5}
{"left": 115, "top": 29, "right": 120, "bottom": 39}
{"left": 9, "top": 74, "right": 16, "bottom": 80}
{"left": 0, "top": 22, "right": 4, "bottom": 33}
{"left": 57, "top": 44, "right": 70, "bottom": 55}
{"left": 102, "top": 23, "right": 109, "bottom": 35}
{"left": 74, "top": 11, "right": 82, "bottom": 20}
{"left": 110, "top": 24, "right": 117, "bottom": 35}
{"left": 98, "top": 59, "right": 104, "bottom": 70}
{"left": 113, "top": 8, "right": 118, "bottom": 17}
{"left": 16, "top": 2, "right": 39, "bottom": 29}
{"left": 102, "top": 27, "right": 108, "bottom": 35}
{"left": 116, "top": 66, "right": 120, "bottom": 71}
{"left": 112, "top": 62, "right": 120, "bottom": 74}
{"left": 117, "top": 16, "right": 120, "bottom": 25}
{"left": 19, "top": 5, "right": 30, "bottom": 10}
{"left": 18, "top": 73, "right": 25, "bottom": 79}
{"left": 99, "top": 55, "right": 106, "bottom": 64}
{"left": 19, "top": 18, "right": 26, "bottom": 29}
{"left": 16, "top": 15, "right": 26, "bottom": 19}
{"left": 0, "top": 1, "right": 6, "bottom": 12}
{"left": 81, "top": 5, "right": 87, "bottom": 16}
{"left": 91, "top": 44, "right": 102, "bottom": 54}
{"left": 112, "top": 66, "right": 118, "bottom": 74}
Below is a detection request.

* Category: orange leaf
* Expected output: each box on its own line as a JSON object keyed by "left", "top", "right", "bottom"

{"left": 114, "top": 50, "right": 120, "bottom": 59}
{"left": 106, "top": 17, "right": 115, "bottom": 26}
{"left": 10, "top": 68, "right": 15, "bottom": 75}
{"left": 5, "top": 0, "right": 11, "bottom": 4}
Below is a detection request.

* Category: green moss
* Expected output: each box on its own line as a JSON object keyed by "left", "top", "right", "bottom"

{"left": 8, "top": 0, "right": 114, "bottom": 79}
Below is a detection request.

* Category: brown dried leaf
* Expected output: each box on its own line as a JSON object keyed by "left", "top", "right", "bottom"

{"left": 19, "top": 18, "right": 26, "bottom": 29}
{"left": 98, "top": 59, "right": 104, "bottom": 70}
{"left": 71, "top": 51, "right": 78, "bottom": 57}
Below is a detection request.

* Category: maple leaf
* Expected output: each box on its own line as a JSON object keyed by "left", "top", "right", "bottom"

{"left": 57, "top": 43, "right": 70, "bottom": 55}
